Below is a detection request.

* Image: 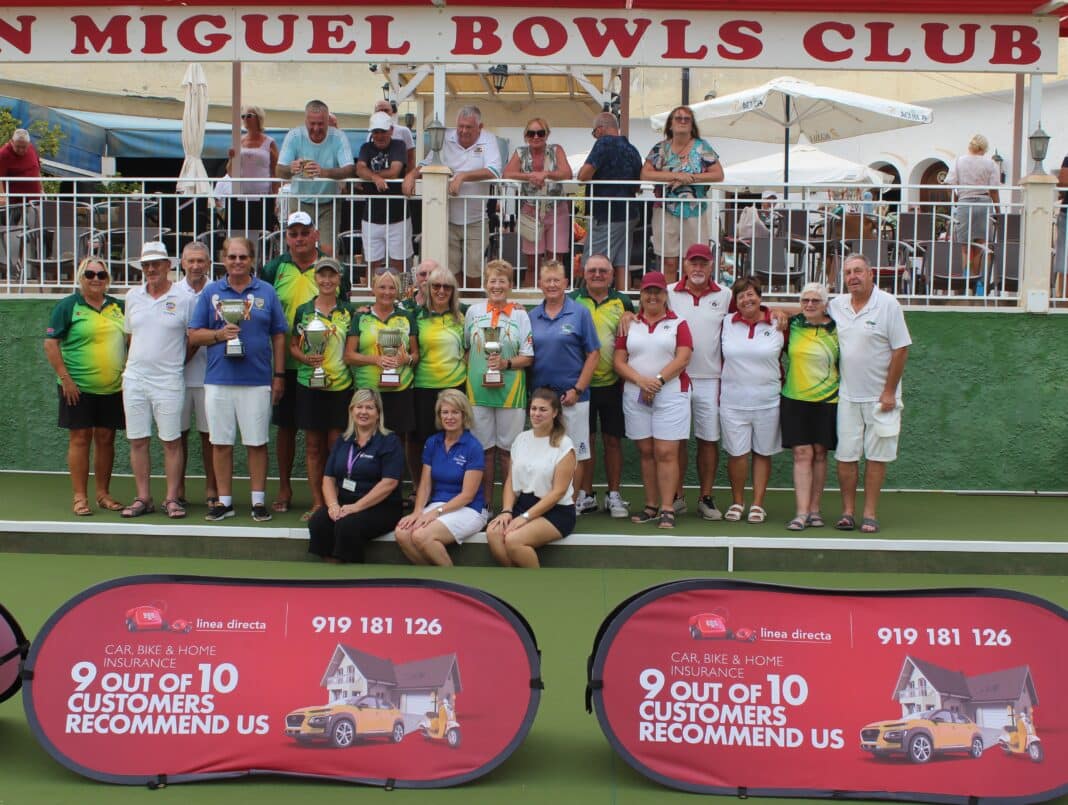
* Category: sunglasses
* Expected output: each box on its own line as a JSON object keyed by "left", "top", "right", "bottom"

{"left": 430, "top": 282, "right": 453, "bottom": 291}
{"left": 525, "top": 129, "right": 547, "bottom": 138}
{"left": 673, "top": 115, "right": 693, "bottom": 122}
{"left": 83, "top": 270, "right": 109, "bottom": 280}
{"left": 240, "top": 113, "right": 256, "bottom": 120}
{"left": 227, "top": 254, "right": 251, "bottom": 260}
{"left": 800, "top": 298, "right": 823, "bottom": 305}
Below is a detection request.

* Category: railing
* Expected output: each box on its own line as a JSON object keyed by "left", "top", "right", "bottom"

{"left": 0, "top": 175, "right": 1061, "bottom": 310}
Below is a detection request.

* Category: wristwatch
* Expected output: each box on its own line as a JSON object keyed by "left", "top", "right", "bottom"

{"left": 521, "top": 512, "right": 531, "bottom": 520}
{"left": 436, "top": 506, "right": 445, "bottom": 515}
{"left": 655, "top": 373, "right": 665, "bottom": 383}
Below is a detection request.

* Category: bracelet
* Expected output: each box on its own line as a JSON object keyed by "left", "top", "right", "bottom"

{"left": 499, "top": 509, "right": 513, "bottom": 516}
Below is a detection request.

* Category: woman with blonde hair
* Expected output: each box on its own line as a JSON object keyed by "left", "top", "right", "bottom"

{"left": 226, "top": 103, "right": 278, "bottom": 230}
{"left": 394, "top": 389, "right": 486, "bottom": 566}
{"left": 944, "top": 133, "right": 1001, "bottom": 282}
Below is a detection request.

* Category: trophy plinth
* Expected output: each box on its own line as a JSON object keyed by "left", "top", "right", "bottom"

{"left": 303, "top": 318, "right": 329, "bottom": 389}
{"left": 377, "top": 328, "right": 403, "bottom": 388}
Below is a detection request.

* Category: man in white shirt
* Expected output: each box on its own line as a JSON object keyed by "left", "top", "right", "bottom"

{"left": 368, "top": 99, "right": 416, "bottom": 172}
{"left": 828, "top": 254, "right": 911, "bottom": 534}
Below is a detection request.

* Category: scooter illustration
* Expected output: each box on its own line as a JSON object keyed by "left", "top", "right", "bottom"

{"left": 418, "top": 694, "right": 461, "bottom": 748}
{"left": 997, "top": 704, "right": 1042, "bottom": 762}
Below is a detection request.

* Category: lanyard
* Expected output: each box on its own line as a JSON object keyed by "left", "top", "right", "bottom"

{"left": 346, "top": 442, "right": 368, "bottom": 476}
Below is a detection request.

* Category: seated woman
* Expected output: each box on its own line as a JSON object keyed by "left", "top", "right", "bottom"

{"left": 487, "top": 387, "right": 578, "bottom": 568}
{"left": 394, "top": 389, "right": 487, "bottom": 566}
{"left": 307, "top": 389, "right": 405, "bottom": 563}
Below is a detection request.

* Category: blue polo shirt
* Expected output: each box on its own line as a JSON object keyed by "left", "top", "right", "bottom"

{"left": 189, "top": 276, "right": 288, "bottom": 386}
{"left": 421, "top": 430, "right": 486, "bottom": 513}
{"left": 530, "top": 297, "right": 600, "bottom": 401}
{"left": 323, "top": 431, "right": 405, "bottom": 506}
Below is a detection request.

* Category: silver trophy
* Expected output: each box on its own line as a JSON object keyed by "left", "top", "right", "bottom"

{"left": 302, "top": 317, "right": 330, "bottom": 388}
{"left": 481, "top": 326, "right": 504, "bottom": 387}
{"left": 377, "top": 328, "right": 403, "bottom": 387}
{"left": 216, "top": 296, "right": 251, "bottom": 358}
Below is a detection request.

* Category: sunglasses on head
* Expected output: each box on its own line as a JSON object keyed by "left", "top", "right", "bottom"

{"left": 83, "top": 270, "right": 109, "bottom": 280}
{"left": 525, "top": 129, "right": 547, "bottom": 138}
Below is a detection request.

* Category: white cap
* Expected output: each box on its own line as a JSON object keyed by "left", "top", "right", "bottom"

{"left": 368, "top": 112, "right": 393, "bottom": 132}
{"left": 286, "top": 210, "right": 313, "bottom": 228}
{"left": 130, "top": 241, "right": 177, "bottom": 269}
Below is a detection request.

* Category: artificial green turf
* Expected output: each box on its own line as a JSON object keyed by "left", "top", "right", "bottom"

{"left": 2, "top": 553, "right": 1067, "bottom": 805}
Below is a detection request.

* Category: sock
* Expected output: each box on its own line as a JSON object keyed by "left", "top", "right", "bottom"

{"left": 251, "top": 491, "right": 266, "bottom": 506}
{"left": 219, "top": 495, "right": 233, "bottom": 507}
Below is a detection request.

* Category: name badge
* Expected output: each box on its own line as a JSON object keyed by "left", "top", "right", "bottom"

{"left": 342, "top": 479, "right": 356, "bottom": 492}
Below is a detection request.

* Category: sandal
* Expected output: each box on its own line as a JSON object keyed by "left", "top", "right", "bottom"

{"left": 206, "top": 496, "right": 219, "bottom": 509}
{"left": 806, "top": 511, "right": 825, "bottom": 528}
{"left": 835, "top": 514, "right": 856, "bottom": 531}
{"left": 73, "top": 495, "right": 93, "bottom": 517}
{"left": 860, "top": 517, "right": 881, "bottom": 534}
{"left": 121, "top": 497, "right": 155, "bottom": 518}
{"left": 658, "top": 510, "right": 676, "bottom": 529}
{"left": 271, "top": 497, "right": 291, "bottom": 513}
{"left": 96, "top": 493, "right": 124, "bottom": 512}
{"left": 747, "top": 505, "right": 767, "bottom": 524}
{"left": 724, "top": 503, "right": 745, "bottom": 522}
{"left": 630, "top": 505, "right": 659, "bottom": 524}
{"left": 786, "top": 516, "right": 806, "bottom": 531}
{"left": 163, "top": 499, "right": 187, "bottom": 519}
{"left": 300, "top": 508, "right": 321, "bottom": 523}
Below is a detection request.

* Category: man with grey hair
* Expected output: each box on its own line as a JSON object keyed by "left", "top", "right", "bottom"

{"left": 277, "top": 100, "right": 355, "bottom": 256}
{"left": 369, "top": 99, "right": 416, "bottom": 172}
{"left": 0, "top": 127, "right": 43, "bottom": 223}
{"left": 403, "top": 106, "right": 501, "bottom": 285}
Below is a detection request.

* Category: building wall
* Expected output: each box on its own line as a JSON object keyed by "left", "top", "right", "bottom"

{"left": 3, "top": 299, "right": 1066, "bottom": 490}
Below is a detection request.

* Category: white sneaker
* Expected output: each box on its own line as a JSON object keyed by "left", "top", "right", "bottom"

{"left": 575, "top": 492, "right": 598, "bottom": 515}
{"left": 697, "top": 495, "right": 722, "bottom": 521}
{"left": 672, "top": 495, "right": 688, "bottom": 515}
{"left": 605, "top": 492, "right": 629, "bottom": 519}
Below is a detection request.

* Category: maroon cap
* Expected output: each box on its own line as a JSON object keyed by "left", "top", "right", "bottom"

{"left": 685, "top": 243, "right": 715, "bottom": 262}
{"left": 640, "top": 271, "right": 668, "bottom": 290}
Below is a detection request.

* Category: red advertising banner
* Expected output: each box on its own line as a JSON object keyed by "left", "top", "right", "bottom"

{"left": 22, "top": 576, "right": 541, "bottom": 787}
{"left": 0, "top": 602, "right": 28, "bottom": 704}
{"left": 587, "top": 580, "right": 1068, "bottom": 804}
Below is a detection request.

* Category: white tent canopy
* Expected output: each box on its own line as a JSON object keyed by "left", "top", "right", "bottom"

{"left": 723, "top": 142, "right": 892, "bottom": 188}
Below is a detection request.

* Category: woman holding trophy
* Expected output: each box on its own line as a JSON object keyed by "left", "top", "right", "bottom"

{"left": 464, "top": 260, "right": 534, "bottom": 512}
{"left": 289, "top": 257, "right": 355, "bottom": 520}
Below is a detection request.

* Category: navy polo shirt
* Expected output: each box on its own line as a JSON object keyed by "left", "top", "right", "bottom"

{"left": 323, "top": 431, "right": 405, "bottom": 505}
{"left": 530, "top": 296, "right": 600, "bottom": 401}
{"left": 421, "top": 430, "right": 486, "bottom": 512}
{"left": 189, "top": 276, "right": 288, "bottom": 386}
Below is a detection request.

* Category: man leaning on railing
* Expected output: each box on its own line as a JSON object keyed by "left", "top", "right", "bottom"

{"left": 0, "top": 128, "right": 43, "bottom": 226}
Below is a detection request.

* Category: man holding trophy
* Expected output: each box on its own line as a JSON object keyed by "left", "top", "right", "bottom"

{"left": 189, "top": 236, "right": 288, "bottom": 522}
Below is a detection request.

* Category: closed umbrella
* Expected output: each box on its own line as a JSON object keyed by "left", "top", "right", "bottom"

{"left": 724, "top": 142, "right": 892, "bottom": 188}
{"left": 176, "top": 63, "right": 210, "bottom": 196}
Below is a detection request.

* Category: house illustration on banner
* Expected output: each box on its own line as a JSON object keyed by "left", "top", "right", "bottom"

{"left": 891, "top": 656, "right": 1038, "bottom": 729}
{"left": 320, "top": 644, "right": 462, "bottom": 723}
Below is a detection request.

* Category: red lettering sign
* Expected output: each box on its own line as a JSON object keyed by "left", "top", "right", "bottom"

{"left": 366, "top": 15, "right": 409, "bottom": 56}
{"left": 718, "top": 20, "right": 762, "bottom": 60}
{"left": 71, "top": 14, "right": 132, "bottom": 55}
{"left": 513, "top": 16, "right": 568, "bottom": 57}
{"left": 451, "top": 16, "right": 500, "bottom": 56}
{"left": 175, "top": 15, "right": 229, "bottom": 55}
{"left": 921, "top": 22, "right": 979, "bottom": 64}
{"left": 803, "top": 21, "right": 854, "bottom": 62}
{"left": 243, "top": 14, "right": 297, "bottom": 55}
{"left": 0, "top": 16, "right": 34, "bottom": 55}
{"left": 661, "top": 19, "right": 707, "bottom": 60}
{"left": 573, "top": 17, "right": 651, "bottom": 59}
{"left": 990, "top": 24, "right": 1041, "bottom": 65}
{"left": 865, "top": 22, "right": 910, "bottom": 63}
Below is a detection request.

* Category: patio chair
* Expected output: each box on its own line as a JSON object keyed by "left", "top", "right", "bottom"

{"left": 749, "top": 236, "right": 806, "bottom": 293}
{"left": 22, "top": 199, "right": 93, "bottom": 284}
{"left": 918, "top": 240, "right": 986, "bottom": 294}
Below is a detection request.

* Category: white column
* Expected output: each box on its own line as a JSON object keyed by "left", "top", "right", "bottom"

{"left": 1027, "top": 74, "right": 1044, "bottom": 137}
{"left": 1019, "top": 172, "right": 1056, "bottom": 313}
{"left": 418, "top": 166, "right": 452, "bottom": 267}
{"left": 434, "top": 64, "right": 446, "bottom": 125}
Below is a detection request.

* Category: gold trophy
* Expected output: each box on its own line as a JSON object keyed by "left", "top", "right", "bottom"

{"left": 481, "top": 326, "right": 504, "bottom": 387}
{"left": 302, "top": 317, "right": 330, "bottom": 388}
{"left": 377, "top": 327, "right": 403, "bottom": 387}
{"left": 216, "top": 295, "right": 251, "bottom": 358}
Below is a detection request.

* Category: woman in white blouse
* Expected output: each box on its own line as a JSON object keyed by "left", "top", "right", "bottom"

{"left": 487, "top": 388, "right": 577, "bottom": 568}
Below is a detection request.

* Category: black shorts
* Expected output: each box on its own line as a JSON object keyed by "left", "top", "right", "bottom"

{"left": 295, "top": 384, "right": 352, "bottom": 433}
{"left": 271, "top": 370, "right": 299, "bottom": 428}
{"left": 380, "top": 386, "right": 416, "bottom": 435}
{"left": 414, "top": 385, "right": 466, "bottom": 445}
{"left": 515, "top": 492, "right": 576, "bottom": 539}
{"left": 780, "top": 396, "right": 838, "bottom": 450}
{"left": 58, "top": 387, "right": 125, "bottom": 431}
{"left": 588, "top": 383, "right": 625, "bottom": 438}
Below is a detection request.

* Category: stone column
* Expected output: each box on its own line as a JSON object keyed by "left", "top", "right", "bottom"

{"left": 1019, "top": 173, "right": 1056, "bottom": 312}
{"left": 417, "top": 165, "right": 452, "bottom": 267}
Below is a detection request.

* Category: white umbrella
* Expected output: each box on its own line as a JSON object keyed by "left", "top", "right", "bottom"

{"left": 567, "top": 150, "right": 589, "bottom": 173}
{"left": 724, "top": 142, "right": 891, "bottom": 188}
{"left": 651, "top": 76, "right": 931, "bottom": 184}
{"left": 176, "top": 63, "right": 210, "bottom": 196}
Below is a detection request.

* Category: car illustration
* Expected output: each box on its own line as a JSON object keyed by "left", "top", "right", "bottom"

{"left": 284, "top": 693, "right": 406, "bottom": 748}
{"left": 860, "top": 708, "right": 984, "bottom": 763}
{"left": 124, "top": 605, "right": 193, "bottom": 633}
{"left": 688, "top": 611, "right": 757, "bottom": 642}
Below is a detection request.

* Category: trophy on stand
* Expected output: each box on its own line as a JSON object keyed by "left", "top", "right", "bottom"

{"left": 302, "top": 318, "right": 330, "bottom": 388}
{"left": 216, "top": 296, "right": 251, "bottom": 358}
{"left": 377, "top": 328, "right": 403, "bottom": 387}
{"left": 481, "top": 326, "right": 504, "bottom": 387}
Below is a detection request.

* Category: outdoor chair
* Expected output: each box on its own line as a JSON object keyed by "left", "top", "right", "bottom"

{"left": 749, "top": 236, "right": 806, "bottom": 293}
{"left": 918, "top": 239, "right": 986, "bottom": 294}
{"left": 22, "top": 199, "right": 93, "bottom": 284}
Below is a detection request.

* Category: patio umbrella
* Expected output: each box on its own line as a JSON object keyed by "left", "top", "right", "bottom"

{"left": 650, "top": 76, "right": 932, "bottom": 185}
{"left": 176, "top": 63, "right": 210, "bottom": 196}
{"left": 723, "top": 141, "right": 892, "bottom": 188}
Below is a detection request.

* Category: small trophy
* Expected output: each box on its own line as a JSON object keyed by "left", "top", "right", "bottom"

{"left": 377, "top": 328, "right": 403, "bottom": 387}
{"left": 217, "top": 297, "right": 250, "bottom": 358}
{"left": 302, "top": 317, "right": 330, "bottom": 388}
{"left": 481, "top": 326, "right": 504, "bottom": 387}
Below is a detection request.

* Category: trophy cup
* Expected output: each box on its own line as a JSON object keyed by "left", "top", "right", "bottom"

{"left": 481, "top": 326, "right": 504, "bottom": 387}
{"left": 377, "top": 328, "right": 403, "bottom": 387}
{"left": 303, "top": 318, "right": 330, "bottom": 388}
{"left": 216, "top": 297, "right": 250, "bottom": 358}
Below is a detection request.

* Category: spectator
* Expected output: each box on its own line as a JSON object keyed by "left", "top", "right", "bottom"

{"left": 394, "top": 389, "right": 486, "bottom": 566}
{"left": 176, "top": 241, "right": 217, "bottom": 509}
{"left": 400, "top": 258, "right": 436, "bottom": 313}
{"left": 641, "top": 105, "right": 724, "bottom": 283}
{"left": 735, "top": 193, "right": 777, "bottom": 242}
{"left": 356, "top": 111, "right": 412, "bottom": 275}
{"left": 613, "top": 271, "right": 693, "bottom": 529}
{"left": 502, "top": 117, "right": 573, "bottom": 283}
{"left": 571, "top": 253, "right": 633, "bottom": 518}
{"left": 44, "top": 256, "right": 126, "bottom": 516}
{"left": 307, "top": 388, "right": 404, "bottom": 563}
{"left": 225, "top": 104, "right": 278, "bottom": 230}
{"left": 403, "top": 106, "right": 501, "bottom": 286}
{"left": 577, "top": 112, "right": 642, "bottom": 290}
{"left": 188, "top": 236, "right": 288, "bottom": 522}
{"left": 828, "top": 254, "right": 911, "bottom": 534}
{"left": 121, "top": 242, "right": 195, "bottom": 519}
{"left": 487, "top": 387, "right": 577, "bottom": 568}
{"left": 369, "top": 99, "right": 416, "bottom": 173}
{"left": 276, "top": 99, "right": 355, "bottom": 256}
{"left": 944, "top": 134, "right": 1001, "bottom": 279}
{"left": 0, "top": 128, "right": 42, "bottom": 224}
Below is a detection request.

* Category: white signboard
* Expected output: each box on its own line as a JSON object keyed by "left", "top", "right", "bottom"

{"left": 0, "top": 8, "right": 1057, "bottom": 72}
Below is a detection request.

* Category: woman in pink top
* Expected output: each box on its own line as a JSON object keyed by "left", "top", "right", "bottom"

{"left": 944, "top": 134, "right": 1001, "bottom": 280}
{"left": 226, "top": 104, "right": 279, "bottom": 231}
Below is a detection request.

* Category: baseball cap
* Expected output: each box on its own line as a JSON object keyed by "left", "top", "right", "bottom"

{"left": 368, "top": 112, "right": 393, "bottom": 132}
{"left": 314, "top": 257, "right": 342, "bottom": 274}
{"left": 640, "top": 271, "right": 668, "bottom": 291}
{"left": 287, "top": 210, "right": 313, "bottom": 228}
{"left": 685, "top": 243, "right": 715, "bottom": 262}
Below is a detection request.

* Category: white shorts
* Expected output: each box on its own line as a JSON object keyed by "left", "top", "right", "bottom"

{"left": 471, "top": 406, "right": 526, "bottom": 451}
{"left": 622, "top": 385, "right": 691, "bottom": 441}
{"left": 123, "top": 379, "right": 183, "bottom": 442}
{"left": 720, "top": 406, "right": 782, "bottom": 457}
{"left": 423, "top": 503, "right": 488, "bottom": 544}
{"left": 181, "top": 386, "right": 209, "bottom": 433}
{"left": 561, "top": 400, "right": 592, "bottom": 461}
{"left": 690, "top": 377, "right": 721, "bottom": 442}
{"left": 361, "top": 219, "right": 413, "bottom": 263}
{"left": 652, "top": 205, "right": 712, "bottom": 259}
{"left": 204, "top": 384, "right": 272, "bottom": 447}
{"left": 836, "top": 399, "right": 901, "bottom": 463}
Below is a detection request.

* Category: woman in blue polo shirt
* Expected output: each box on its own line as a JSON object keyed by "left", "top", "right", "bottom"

{"left": 307, "top": 388, "right": 405, "bottom": 563}
{"left": 394, "top": 389, "right": 486, "bottom": 566}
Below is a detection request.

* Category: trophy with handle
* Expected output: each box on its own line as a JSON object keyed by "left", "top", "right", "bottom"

{"left": 302, "top": 317, "right": 330, "bottom": 388}
{"left": 216, "top": 295, "right": 250, "bottom": 358}
{"left": 481, "top": 325, "right": 504, "bottom": 387}
{"left": 377, "top": 327, "right": 403, "bottom": 388}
